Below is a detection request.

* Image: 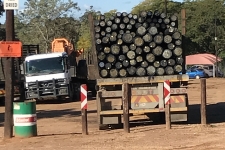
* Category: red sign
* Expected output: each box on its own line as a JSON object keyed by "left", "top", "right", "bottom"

{"left": 0, "top": 41, "right": 22, "bottom": 57}
{"left": 15, "top": 116, "right": 36, "bottom": 123}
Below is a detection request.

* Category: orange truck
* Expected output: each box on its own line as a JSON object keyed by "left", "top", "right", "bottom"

{"left": 23, "top": 38, "right": 89, "bottom": 100}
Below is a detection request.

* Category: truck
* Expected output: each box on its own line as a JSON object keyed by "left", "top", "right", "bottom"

{"left": 22, "top": 38, "right": 88, "bottom": 100}
{"left": 87, "top": 11, "right": 190, "bottom": 129}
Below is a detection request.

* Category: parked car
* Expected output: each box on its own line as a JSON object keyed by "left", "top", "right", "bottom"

{"left": 190, "top": 65, "right": 223, "bottom": 77}
{"left": 186, "top": 68, "right": 207, "bottom": 79}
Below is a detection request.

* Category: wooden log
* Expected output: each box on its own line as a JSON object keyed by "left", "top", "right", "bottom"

{"left": 174, "top": 65, "right": 183, "bottom": 73}
{"left": 170, "top": 15, "right": 178, "bottom": 22}
{"left": 143, "top": 46, "right": 150, "bottom": 53}
{"left": 111, "top": 44, "right": 120, "bottom": 55}
{"left": 120, "top": 23, "right": 126, "bottom": 30}
{"left": 164, "top": 35, "right": 173, "bottom": 44}
{"left": 98, "top": 62, "right": 105, "bottom": 68}
{"left": 122, "top": 12, "right": 128, "bottom": 17}
{"left": 152, "top": 46, "right": 163, "bottom": 56}
{"left": 154, "top": 34, "right": 163, "bottom": 44}
{"left": 163, "top": 18, "right": 170, "bottom": 24}
{"left": 106, "top": 27, "right": 111, "bottom": 33}
{"left": 106, "top": 20, "right": 112, "bottom": 26}
{"left": 176, "top": 57, "right": 184, "bottom": 64}
{"left": 135, "top": 47, "right": 142, "bottom": 55}
{"left": 122, "top": 60, "right": 130, "bottom": 67}
{"left": 133, "top": 14, "right": 138, "bottom": 20}
{"left": 111, "top": 24, "right": 118, "bottom": 30}
{"left": 105, "top": 63, "right": 112, "bottom": 70}
{"left": 146, "top": 66, "right": 156, "bottom": 76}
{"left": 167, "top": 43, "right": 175, "bottom": 50}
{"left": 129, "top": 19, "right": 136, "bottom": 25}
{"left": 143, "top": 33, "right": 152, "bottom": 42}
{"left": 115, "top": 62, "right": 123, "bottom": 69}
{"left": 146, "top": 53, "right": 155, "bottom": 63}
{"left": 167, "top": 59, "right": 176, "bottom": 66}
{"left": 134, "top": 37, "right": 144, "bottom": 46}
{"left": 96, "top": 45, "right": 103, "bottom": 51}
{"left": 173, "top": 47, "right": 183, "bottom": 56}
{"left": 137, "top": 26, "right": 146, "bottom": 36}
{"left": 100, "top": 69, "right": 108, "bottom": 78}
{"left": 147, "top": 11, "right": 153, "bottom": 18}
{"left": 156, "top": 67, "right": 165, "bottom": 76}
{"left": 153, "top": 61, "right": 160, "bottom": 68}
{"left": 117, "top": 34, "right": 122, "bottom": 39}
{"left": 148, "top": 26, "right": 158, "bottom": 35}
{"left": 138, "top": 17, "right": 145, "bottom": 23}
{"left": 106, "top": 54, "right": 116, "bottom": 63}
{"left": 96, "top": 39, "right": 101, "bottom": 45}
{"left": 165, "top": 66, "right": 174, "bottom": 75}
{"left": 141, "top": 61, "right": 148, "bottom": 68}
{"left": 128, "top": 13, "right": 133, "bottom": 19}
{"left": 119, "top": 69, "right": 127, "bottom": 77}
{"left": 111, "top": 31, "right": 117, "bottom": 36}
{"left": 130, "top": 59, "right": 137, "bottom": 66}
{"left": 115, "top": 18, "right": 121, "bottom": 24}
{"left": 109, "top": 69, "right": 119, "bottom": 78}
{"left": 94, "top": 26, "right": 101, "bottom": 32}
{"left": 129, "top": 44, "right": 136, "bottom": 51}
{"left": 123, "top": 17, "right": 130, "bottom": 24}
{"left": 175, "top": 39, "right": 182, "bottom": 46}
{"left": 127, "top": 51, "right": 136, "bottom": 60}
{"left": 153, "top": 10, "right": 160, "bottom": 17}
{"left": 130, "top": 32, "right": 136, "bottom": 37}
{"left": 102, "top": 37, "right": 109, "bottom": 44}
{"left": 122, "top": 45, "right": 129, "bottom": 54}
{"left": 122, "top": 33, "right": 133, "bottom": 43}
{"left": 97, "top": 52, "right": 105, "bottom": 61}
{"left": 136, "top": 67, "right": 146, "bottom": 76}
{"left": 100, "top": 15, "right": 105, "bottom": 20}
{"left": 95, "top": 33, "right": 100, "bottom": 39}
{"left": 94, "top": 20, "right": 100, "bottom": 26}
{"left": 146, "top": 18, "right": 152, "bottom": 23}
{"left": 116, "top": 12, "right": 122, "bottom": 17}
{"left": 136, "top": 56, "right": 143, "bottom": 63}
{"left": 100, "top": 31, "right": 106, "bottom": 36}
{"left": 99, "top": 21, "right": 106, "bottom": 27}
{"left": 140, "top": 11, "right": 147, "bottom": 18}
{"left": 160, "top": 12, "right": 167, "bottom": 19}
{"left": 160, "top": 60, "right": 167, "bottom": 67}
{"left": 109, "top": 16, "right": 115, "bottom": 21}
{"left": 119, "top": 55, "right": 126, "bottom": 61}
{"left": 161, "top": 23, "right": 166, "bottom": 29}
{"left": 117, "top": 39, "right": 123, "bottom": 45}
{"left": 142, "top": 22, "right": 149, "bottom": 28}
{"left": 172, "top": 31, "right": 181, "bottom": 40}
{"left": 162, "top": 49, "right": 172, "bottom": 59}
{"left": 149, "top": 42, "right": 156, "bottom": 48}
{"left": 109, "top": 35, "right": 117, "bottom": 42}
{"left": 127, "top": 66, "right": 136, "bottom": 75}
{"left": 127, "top": 24, "right": 133, "bottom": 30}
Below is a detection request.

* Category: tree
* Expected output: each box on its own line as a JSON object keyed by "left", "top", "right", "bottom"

{"left": 17, "top": 0, "right": 80, "bottom": 52}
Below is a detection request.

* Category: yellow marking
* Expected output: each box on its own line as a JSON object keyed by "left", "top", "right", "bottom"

{"left": 171, "top": 96, "right": 185, "bottom": 103}
{"left": 131, "top": 95, "right": 159, "bottom": 103}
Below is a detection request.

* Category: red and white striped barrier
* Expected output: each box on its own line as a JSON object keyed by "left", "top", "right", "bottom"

{"left": 164, "top": 80, "right": 171, "bottom": 105}
{"left": 81, "top": 84, "right": 87, "bottom": 110}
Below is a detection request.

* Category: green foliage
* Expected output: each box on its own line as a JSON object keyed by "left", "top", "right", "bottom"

{"left": 16, "top": 0, "right": 80, "bottom": 53}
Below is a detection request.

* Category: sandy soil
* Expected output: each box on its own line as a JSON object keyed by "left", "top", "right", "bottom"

{"left": 0, "top": 78, "right": 225, "bottom": 150}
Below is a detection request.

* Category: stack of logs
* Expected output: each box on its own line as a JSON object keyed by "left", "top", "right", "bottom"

{"left": 94, "top": 10, "right": 184, "bottom": 78}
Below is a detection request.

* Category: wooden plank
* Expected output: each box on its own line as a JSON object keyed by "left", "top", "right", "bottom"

{"left": 131, "top": 89, "right": 158, "bottom": 95}
{"left": 171, "top": 88, "right": 187, "bottom": 94}
{"left": 99, "top": 107, "right": 188, "bottom": 115}
{"left": 200, "top": 79, "right": 207, "bottom": 125}
{"left": 101, "top": 91, "right": 122, "bottom": 98}
{"left": 97, "top": 74, "right": 189, "bottom": 85}
{"left": 165, "top": 104, "right": 171, "bottom": 130}
{"left": 122, "top": 83, "right": 130, "bottom": 133}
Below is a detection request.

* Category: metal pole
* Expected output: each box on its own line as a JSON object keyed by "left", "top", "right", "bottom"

{"left": 4, "top": 10, "right": 15, "bottom": 139}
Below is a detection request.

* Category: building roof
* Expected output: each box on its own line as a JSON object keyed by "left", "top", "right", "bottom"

{"left": 25, "top": 52, "right": 68, "bottom": 61}
{"left": 186, "top": 53, "right": 222, "bottom": 65}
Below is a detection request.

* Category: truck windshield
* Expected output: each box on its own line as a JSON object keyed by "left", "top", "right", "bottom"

{"left": 25, "top": 57, "right": 64, "bottom": 75}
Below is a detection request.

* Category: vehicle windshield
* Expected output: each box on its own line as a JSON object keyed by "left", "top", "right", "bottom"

{"left": 25, "top": 57, "right": 64, "bottom": 76}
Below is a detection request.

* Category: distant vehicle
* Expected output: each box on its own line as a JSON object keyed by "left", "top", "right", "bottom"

{"left": 190, "top": 65, "right": 223, "bottom": 77}
{"left": 186, "top": 68, "right": 207, "bottom": 79}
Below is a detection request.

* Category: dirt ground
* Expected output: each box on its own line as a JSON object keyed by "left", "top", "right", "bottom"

{"left": 0, "top": 78, "right": 225, "bottom": 150}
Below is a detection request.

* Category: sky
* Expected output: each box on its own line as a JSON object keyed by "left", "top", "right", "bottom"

{"left": 0, "top": 0, "right": 183, "bottom": 23}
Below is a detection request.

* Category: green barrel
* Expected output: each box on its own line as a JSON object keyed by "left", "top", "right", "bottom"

{"left": 13, "top": 101, "right": 37, "bottom": 137}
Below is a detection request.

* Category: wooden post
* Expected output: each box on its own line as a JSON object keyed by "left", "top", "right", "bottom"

{"left": 122, "top": 83, "right": 130, "bottom": 133}
{"left": 165, "top": 104, "right": 171, "bottom": 129}
{"left": 200, "top": 78, "right": 207, "bottom": 125}
{"left": 81, "top": 84, "right": 88, "bottom": 135}
{"left": 4, "top": 10, "right": 15, "bottom": 139}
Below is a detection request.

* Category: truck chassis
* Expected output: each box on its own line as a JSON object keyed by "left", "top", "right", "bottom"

{"left": 96, "top": 74, "right": 189, "bottom": 129}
